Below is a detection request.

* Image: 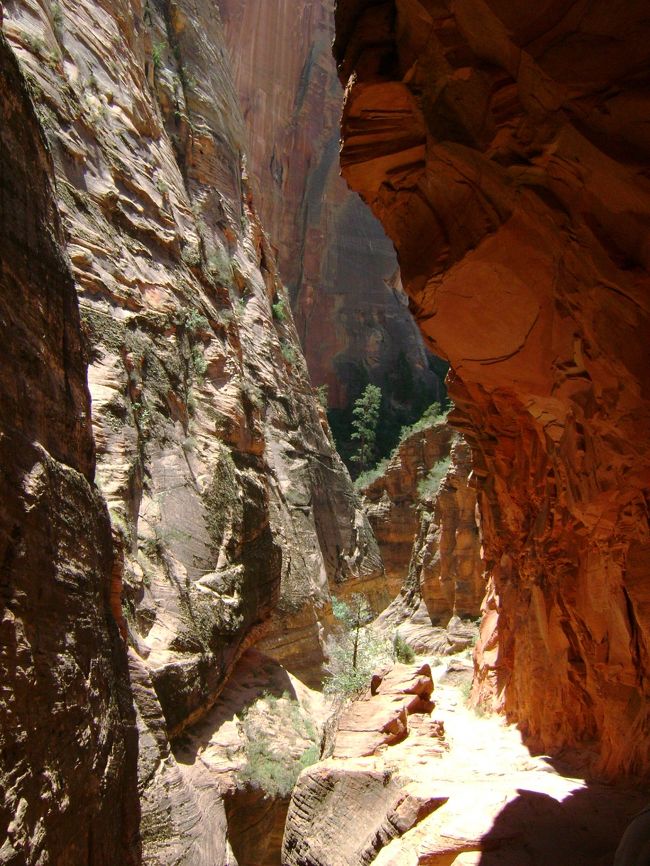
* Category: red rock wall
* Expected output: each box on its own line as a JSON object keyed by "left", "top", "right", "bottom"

{"left": 0, "top": 29, "right": 139, "bottom": 864}
{"left": 335, "top": 0, "right": 650, "bottom": 779}
{"left": 218, "top": 0, "right": 438, "bottom": 410}
{"left": 360, "top": 422, "right": 455, "bottom": 592}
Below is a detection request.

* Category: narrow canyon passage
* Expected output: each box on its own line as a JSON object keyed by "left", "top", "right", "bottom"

{"left": 281, "top": 651, "right": 648, "bottom": 866}
{"left": 415, "top": 663, "right": 647, "bottom": 865}
{"left": 0, "top": 0, "right": 649, "bottom": 864}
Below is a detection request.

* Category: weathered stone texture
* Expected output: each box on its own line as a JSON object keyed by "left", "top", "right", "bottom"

{"left": 361, "top": 423, "right": 484, "bottom": 650}
{"left": 2, "top": 0, "right": 381, "bottom": 859}
{"left": 0, "top": 29, "right": 139, "bottom": 865}
{"left": 335, "top": 0, "right": 650, "bottom": 778}
{"left": 282, "top": 657, "right": 647, "bottom": 866}
{"left": 219, "top": 0, "right": 438, "bottom": 409}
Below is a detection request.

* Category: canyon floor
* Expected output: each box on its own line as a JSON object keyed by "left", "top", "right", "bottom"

{"left": 412, "top": 657, "right": 647, "bottom": 866}
{"left": 283, "top": 651, "right": 648, "bottom": 866}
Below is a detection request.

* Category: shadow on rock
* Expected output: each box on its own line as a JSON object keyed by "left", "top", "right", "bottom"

{"left": 478, "top": 784, "right": 648, "bottom": 866}
{"left": 172, "top": 648, "right": 297, "bottom": 763}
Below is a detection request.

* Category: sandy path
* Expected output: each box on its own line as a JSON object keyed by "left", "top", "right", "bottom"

{"left": 373, "top": 655, "right": 648, "bottom": 865}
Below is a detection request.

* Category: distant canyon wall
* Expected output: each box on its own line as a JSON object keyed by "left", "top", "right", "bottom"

{"left": 219, "top": 0, "right": 439, "bottom": 411}
{"left": 335, "top": 0, "right": 650, "bottom": 779}
{"left": 360, "top": 422, "right": 485, "bottom": 650}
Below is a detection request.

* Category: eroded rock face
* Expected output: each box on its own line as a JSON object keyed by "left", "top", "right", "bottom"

{"left": 218, "top": 0, "right": 438, "bottom": 410}
{"left": 360, "top": 422, "right": 484, "bottom": 622}
{"left": 283, "top": 662, "right": 447, "bottom": 866}
{"left": 283, "top": 656, "right": 647, "bottom": 865}
{"left": 360, "top": 422, "right": 454, "bottom": 589}
{"left": 362, "top": 423, "right": 484, "bottom": 651}
{"left": 2, "top": 0, "right": 380, "bottom": 858}
{"left": 335, "top": 0, "right": 650, "bottom": 778}
{"left": 176, "top": 648, "right": 329, "bottom": 866}
{"left": 0, "top": 30, "right": 139, "bottom": 864}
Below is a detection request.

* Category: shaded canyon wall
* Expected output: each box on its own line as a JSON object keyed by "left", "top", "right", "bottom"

{"left": 218, "top": 0, "right": 439, "bottom": 414}
{"left": 0, "top": 27, "right": 140, "bottom": 864}
{"left": 335, "top": 0, "right": 650, "bottom": 778}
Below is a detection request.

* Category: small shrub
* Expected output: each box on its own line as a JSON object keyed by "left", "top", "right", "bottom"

{"left": 241, "top": 380, "right": 263, "bottom": 409}
{"left": 353, "top": 457, "right": 389, "bottom": 491}
{"left": 180, "top": 309, "right": 209, "bottom": 334}
{"left": 191, "top": 346, "right": 208, "bottom": 381}
{"left": 398, "top": 401, "right": 449, "bottom": 442}
{"left": 51, "top": 2, "right": 63, "bottom": 34}
{"left": 460, "top": 679, "right": 472, "bottom": 702}
{"left": 152, "top": 41, "right": 165, "bottom": 71}
{"left": 215, "top": 309, "right": 234, "bottom": 328}
{"left": 24, "top": 33, "right": 47, "bottom": 56}
{"left": 181, "top": 243, "right": 201, "bottom": 268}
{"left": 393, "top": 633, "right": 415, "bottom": 664}
{"left": 417, "top": 456, "right": 452, "bottom": 501}
{"left": 206, "top": 248, "right": 233, "bottom": 284}
{"left": 281, "top": 341, "right": 297, "bottom": 365}
{"left": 272, "top": 299, "right": 287, "bottom": 322}
{"left": 178, "top": 65, "right": 198, "bottom": 91}
{"left": 324, "top": 593, "right": 393, "bottom": 697}
{"left": 203, "top": 448, "right": 239, "bottom": 551}
{"left": 315, "top": 384, "right": 328, "bottom": 409}
{"left": 239, "top": 696, "right": 320, "bottom": 798}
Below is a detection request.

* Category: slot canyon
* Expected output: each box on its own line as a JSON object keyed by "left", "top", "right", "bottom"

{"left": 0, "top": 1, "right": 648, "bottom": 865}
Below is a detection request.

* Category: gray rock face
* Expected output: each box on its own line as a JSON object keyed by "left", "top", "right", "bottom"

{"left": 0, "top": 30, "right": 140, "bottom": 865}
{"left": 1, "top": 0, "right": 384, "bottom": 860}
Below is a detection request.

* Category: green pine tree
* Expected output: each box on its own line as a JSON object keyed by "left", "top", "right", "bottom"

{"left": 350, "top": 384, "right": 381, "bottom": 472}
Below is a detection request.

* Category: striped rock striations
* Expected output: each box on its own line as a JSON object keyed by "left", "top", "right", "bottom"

{"left": 218, "top": 0, "right": 438, "bottom": 411}
{"left": 334, "top": 0, "right": 650, "bottom": 778}
{"left": 2, "top": 0, "right": 380, "bottom": 860}
{"left": 0, "top": 28, "right": 139, "bottom": 865}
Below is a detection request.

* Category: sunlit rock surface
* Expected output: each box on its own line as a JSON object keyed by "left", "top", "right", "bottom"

{"left": 2, "top": 0, "right": 381, "bottom": 859}
{"left": 335, "top": 0, "right": 650, "bottom": 778}
{"left": 360, "top": 422, "right": 484, "bottom": 629}
{"left": 283, "top": 657, "right": 647, "bottom": 865}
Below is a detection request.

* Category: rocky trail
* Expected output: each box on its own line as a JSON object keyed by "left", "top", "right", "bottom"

{"left": 419, "top": 658, "right": 647, "bottom": 866}
{"left": 1, "top": 0, "right": 649, "bottom": 862}
{"left": 284, "top": 654, "right": 648, "bottom": 866}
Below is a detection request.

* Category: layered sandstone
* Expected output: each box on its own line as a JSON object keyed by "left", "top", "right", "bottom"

{"left": 0, "top": 29, "right": 139, "bottom": 864}
{"left": 416, "top": 437, "right": 484, "bottom": 622}
{"left": 361, "top": 422, "right": 484, "bottom": 651}
{"left": 2, "top": 0, "right": 380, "bottom": 859}
{"left": 360, "top": 420, "right": 455, "bottom": 587}
{"left": 176, "top": 648, "right": 329, "bottom": 866}
{"left": 283, "top": 657, "right": 648, "bottom": 865}
{"left": 218, "top": 0, "right": 438, "bottom": 410}
{"left": 335, "top": 0, "right": 650, "bottom": 778}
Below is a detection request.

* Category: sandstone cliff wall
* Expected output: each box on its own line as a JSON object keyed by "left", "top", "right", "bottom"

{"left": 2, "top": 0, "right": 383, "bottom": 859}
{"left": 335, "top": 0, "right": 650, "bottom": 778}
{"left": 218, "top": 0, "right": 438, "bottom": 412}
{"left": 362, "top": 422, "right": 484, "bottom": 650}
{"left": 0, "top": 28, "right": 139, "bottom": 864}
{"left": 360, "top": 421, "right": 455, "bottom": 592}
